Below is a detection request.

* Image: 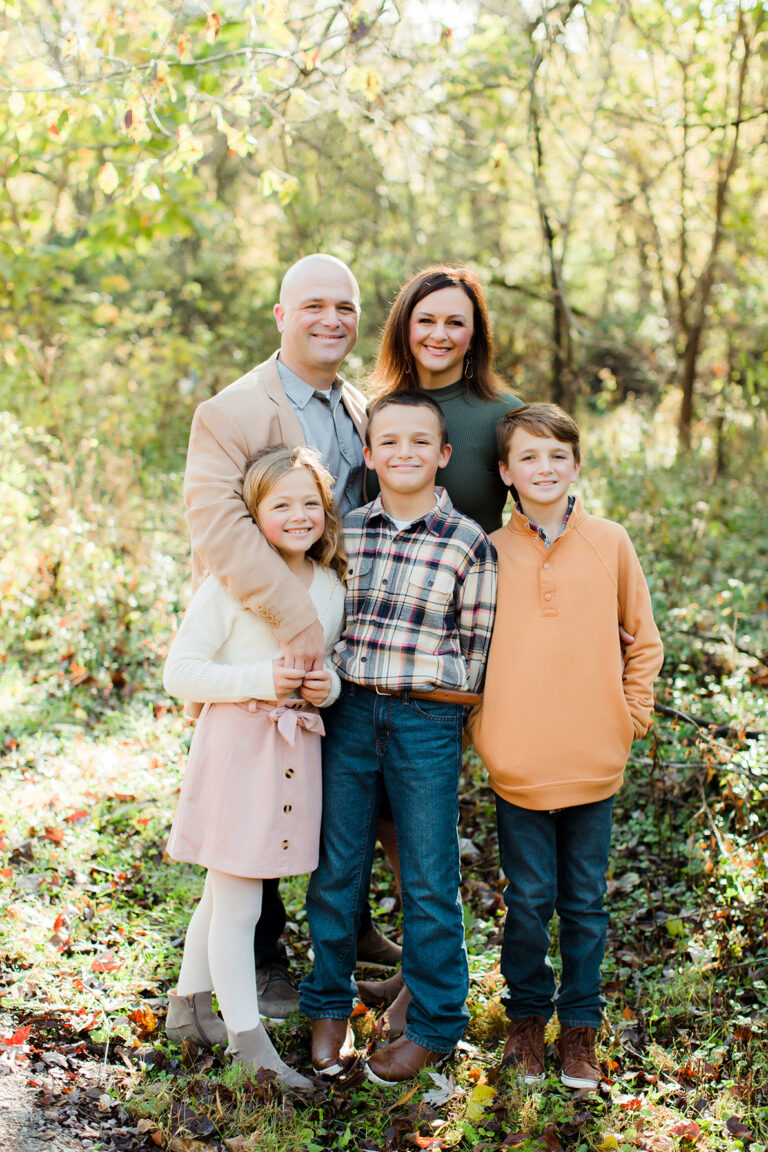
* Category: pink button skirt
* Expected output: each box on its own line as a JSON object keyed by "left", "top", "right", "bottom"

{"left": 166, "top": 700, "right": 325, "bottom": 879}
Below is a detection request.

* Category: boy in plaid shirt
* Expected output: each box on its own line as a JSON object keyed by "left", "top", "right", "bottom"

{"left": 300, "top": 391, "right": 497, "bottom": 1085}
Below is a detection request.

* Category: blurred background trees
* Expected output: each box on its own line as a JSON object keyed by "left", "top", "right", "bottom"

{"left": 1, "top": 0, "right": 766, "bottom": 468}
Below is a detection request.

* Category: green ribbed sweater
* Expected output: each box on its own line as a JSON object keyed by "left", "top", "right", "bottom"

{"left": 366, "top": 381, "right": 522, "bottom": 533}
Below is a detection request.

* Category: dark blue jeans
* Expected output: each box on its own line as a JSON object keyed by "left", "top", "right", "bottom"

{"left": 496, "top": 794, "right": 613, "bottom": 1028}
{"left": 253, "top": 879, "right": 376, "bottom": 968}
{"left": 300, "top": 684, "right": 469, "bottom": 1052}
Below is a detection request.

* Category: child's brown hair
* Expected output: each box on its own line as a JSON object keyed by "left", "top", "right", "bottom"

{"left": 497, "top": 402, "right": 581, "bottom": 466}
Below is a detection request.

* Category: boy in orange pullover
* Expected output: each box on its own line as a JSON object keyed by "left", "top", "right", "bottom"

{"left": 467, "top": 403, "right": 663, "bottom": 1091}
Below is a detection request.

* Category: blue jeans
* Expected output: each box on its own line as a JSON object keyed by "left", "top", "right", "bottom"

{"left": 496, "top": 794, "right": 613, "bottom": 1028}
{"left": 300, "top": 684, "right": 469, "bottom": 1052}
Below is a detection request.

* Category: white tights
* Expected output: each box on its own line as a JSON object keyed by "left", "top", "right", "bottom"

{"left": 176, "top": 870, "right": 263, "bottom": 1037}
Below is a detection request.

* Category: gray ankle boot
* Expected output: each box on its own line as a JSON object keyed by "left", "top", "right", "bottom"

{"left": 229, "top": 1023, "right": 313, "bottom": 1091}
{"left": 165, "top": 990, "right": 228, "bottom": 1048}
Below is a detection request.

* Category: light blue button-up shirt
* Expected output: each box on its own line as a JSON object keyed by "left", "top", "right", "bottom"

{"left": 277, "top": 358, "right": 365, "bottom": 516}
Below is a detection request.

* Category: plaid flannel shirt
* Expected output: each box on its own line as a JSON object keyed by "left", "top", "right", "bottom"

{"left": 334, "top": 488, "right": 497, "bottom": 693}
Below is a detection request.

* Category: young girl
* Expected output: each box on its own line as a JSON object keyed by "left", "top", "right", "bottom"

{"left": 162, "top": 445, "right": 347, "bottom": 1091}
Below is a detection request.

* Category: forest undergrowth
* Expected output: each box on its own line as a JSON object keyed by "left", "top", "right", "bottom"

{"left": 0, "top": 401, "right": 766, "bottom": 1151}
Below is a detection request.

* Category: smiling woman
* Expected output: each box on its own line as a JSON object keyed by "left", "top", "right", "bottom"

{"left": 408, "top": 285, "right": 474, "bottom": 390}
{"left": 369, "top": 266, "right": 524, "bottom": 533}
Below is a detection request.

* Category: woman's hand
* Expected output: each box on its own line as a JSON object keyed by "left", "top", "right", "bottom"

{"left": 300, "top": 669, "right": 333, "bottom": 706}
{"left": 273, "top": 660, "right": 306, "bottom": 698}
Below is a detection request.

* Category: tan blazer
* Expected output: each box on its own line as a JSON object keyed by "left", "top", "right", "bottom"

{"left": 184, "top": 351, "right": 367, "bottom": 651}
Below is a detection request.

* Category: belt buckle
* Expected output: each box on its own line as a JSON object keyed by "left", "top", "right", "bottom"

{"left": 375, "top": 686, "right": 392, "bottom": 696}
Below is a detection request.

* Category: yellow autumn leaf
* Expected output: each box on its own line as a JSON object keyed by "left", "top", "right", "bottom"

{"left": 345, "top": 65, "right": 367, "bottom": 93}
{"left": 101, "top": 275, "right": 131, "bottom": 294}
{"left": 97, "top": 162, "right": 119, "bottom": 195}
{"left": 346, "top": 65, "right": 382, "bottom": 102}
{"left": 277, "top": 175, "right": 300, "bottom": 205}
{"left": 465, "top": 1082, "right": 496, "bottom": 1123}
{"left": 597, "top": 1137, "right": 619, "bottom": 1152}
{"left": 93, "top": 303, "right": 120, "bottom": 325}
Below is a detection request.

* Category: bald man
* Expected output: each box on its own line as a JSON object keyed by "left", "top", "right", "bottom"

{"left": 182, "top": 254, "right": 401, "bottom": 1020}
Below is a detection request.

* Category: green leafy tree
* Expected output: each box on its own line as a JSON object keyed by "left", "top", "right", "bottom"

{"left": 604, "top": 0, "right": 768, "bottom": 447}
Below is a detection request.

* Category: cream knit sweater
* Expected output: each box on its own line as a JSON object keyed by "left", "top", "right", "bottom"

{"left": 163, "top": 563, "right": 345, "bottom": 706}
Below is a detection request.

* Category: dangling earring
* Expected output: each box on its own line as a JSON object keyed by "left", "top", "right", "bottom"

{"left": 464, "top": 349, "right": 474, "bottom": 380}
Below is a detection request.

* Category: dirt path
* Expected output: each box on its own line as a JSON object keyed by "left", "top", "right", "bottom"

{"left": 0, "top": 1011, "right": 147, "bottom": 1152}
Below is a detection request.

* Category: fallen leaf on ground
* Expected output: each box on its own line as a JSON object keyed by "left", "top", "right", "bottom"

{"left": 91, "top": 951, "right": 121, "bottom": 973}
{"left": 170, "top": 1099, "right": 216, "bottom": 1138}
{"left": 128, "top": 1005, "right": 157, "bottom": 1038}
{"left": 422, "top": 1070, "right": 462, "bottom": 1107}
{"left": 725, "top": 1116, "right": 755, "bottom": 1142}
{"left": 541, "top": 1124, "right": 565, "bottom": 1152}
{"left": 1, "top": 1025, "right": 32, "bottom": 1046}
{"left": 668, "top": 1120, "right": 701, "bottom": 1139}
{"left": 465, "top": 1082, "right": 496, "bottom": 1123}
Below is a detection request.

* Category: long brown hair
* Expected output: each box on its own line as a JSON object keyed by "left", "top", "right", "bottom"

{"left": 242, "top": 446, "right": 347, "bottom": 582}
{"left": 370, "top": 265, "right": 503, "bottom": 401}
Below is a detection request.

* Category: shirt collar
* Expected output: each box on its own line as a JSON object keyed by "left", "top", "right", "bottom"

{"left": 515, "top": 493, "right": 576, "bottom": 545}
{"left": 277, "top": 356, "right": 341, "bottom": 409}
{"left": 364, "top": 486, "right": 453, "bottom": 536}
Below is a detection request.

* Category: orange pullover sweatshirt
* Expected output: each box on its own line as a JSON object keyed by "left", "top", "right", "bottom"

{"left": 467, "top": 496, "right": 664, "bottom": 810}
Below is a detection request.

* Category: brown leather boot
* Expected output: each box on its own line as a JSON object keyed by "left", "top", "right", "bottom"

{"left": 500, "top": 1016, "right": 547, "bottom": 1083}
{"left": 355, "top": 925, "right": 402, "bottom": 969}
{"left": 356, "top": 970, "right": 405, "bottom": 1010}
{"left": 558, "top": 1025, "right": 601, "bottom": 1090}
{"left": 366, "top": 1036, "right": 449, "bottom": 1086}
{"left": 310, "top": 1017, "right": 354, "bottom": 1076}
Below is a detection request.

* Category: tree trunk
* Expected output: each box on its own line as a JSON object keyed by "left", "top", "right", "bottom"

{"left": 677, "top": 321, "right": 703, "bottom": 450}
{"left": 550, "top": 261, "right": 573, "bottom": 411}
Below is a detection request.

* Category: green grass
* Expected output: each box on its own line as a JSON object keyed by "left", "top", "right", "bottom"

{"left": 1, "top": 401, "right": 767, "bottom": 1149}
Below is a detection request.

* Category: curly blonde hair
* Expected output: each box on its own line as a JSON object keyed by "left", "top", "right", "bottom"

{"left": 242, "top": 446, "right": 347, "bottom": 582}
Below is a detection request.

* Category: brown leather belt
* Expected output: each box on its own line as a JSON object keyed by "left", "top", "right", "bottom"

{"left": 374, "top": 686, "right": 482, "bottom": 707}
